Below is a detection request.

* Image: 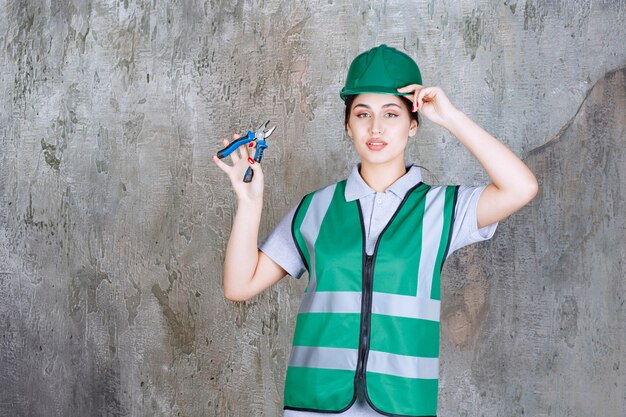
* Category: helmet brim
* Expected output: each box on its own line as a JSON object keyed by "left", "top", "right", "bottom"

{"left": 339, "top": 86, "right": 414, "bottom": 101}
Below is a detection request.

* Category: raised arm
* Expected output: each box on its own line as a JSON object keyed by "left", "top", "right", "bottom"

{"left": 398, "top": 85, "right": 539, "bottom": 228}
{"left": 213, "top": 136, "right": 288, "bottom": 302}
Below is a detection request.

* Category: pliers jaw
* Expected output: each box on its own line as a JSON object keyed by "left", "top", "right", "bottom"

{"left": 256, "top": 119, "right": 276, "bottom": 141}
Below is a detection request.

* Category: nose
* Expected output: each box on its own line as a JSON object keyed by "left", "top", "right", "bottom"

{"left": 370, "top": 115, "right": 384, "bottom": 136}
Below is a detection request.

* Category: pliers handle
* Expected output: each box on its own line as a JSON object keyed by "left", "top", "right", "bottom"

{"left": 243, "top": 138, "right": 269, "bottom": 182}
{"left": 215, "top": 131, "right": 255, "bottom": 159}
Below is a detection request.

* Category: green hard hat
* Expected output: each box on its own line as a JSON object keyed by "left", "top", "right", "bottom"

{"left": 339, "top": 44, "right": 422, "bottom": 101}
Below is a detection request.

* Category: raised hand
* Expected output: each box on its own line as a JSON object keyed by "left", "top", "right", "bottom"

{"left": 396, "top": 84, "right": 459, "bottom": 129}
{"left": 212, "top": 133, "right": 264, "bottom": 205}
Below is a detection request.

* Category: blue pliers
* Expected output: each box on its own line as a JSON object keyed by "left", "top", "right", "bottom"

{"left": 216, "top": 120, "right": 276, "bottom": 183}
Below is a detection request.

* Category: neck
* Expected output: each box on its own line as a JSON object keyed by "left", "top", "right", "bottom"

{"left": 359, "top": 160, "right": 408, "bottom": 192}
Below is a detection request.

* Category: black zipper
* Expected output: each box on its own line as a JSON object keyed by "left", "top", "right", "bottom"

{"left": 353, "top": 182, "right": 424, "bottom": 411}
{"left": 356, "top": 253, "right": 374, "bottom": 384}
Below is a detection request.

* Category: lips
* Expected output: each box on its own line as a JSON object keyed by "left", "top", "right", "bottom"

{"left": 366, "top": 138, "right": 387, "bottom": 151}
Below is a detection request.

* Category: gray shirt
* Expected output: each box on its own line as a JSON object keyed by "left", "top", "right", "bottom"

{"left": 258, "top": 163, "right": 498, "bottom": 417}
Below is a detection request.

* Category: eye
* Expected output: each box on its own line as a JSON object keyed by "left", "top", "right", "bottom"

{"left": 355, "top": 112, "right": 370, "bottom": 118}
{"left": 385, "top": 112, "right": 399, "bottom": 118}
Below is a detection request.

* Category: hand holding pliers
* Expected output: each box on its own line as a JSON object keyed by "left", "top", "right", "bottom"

{"left": 216, "top": 120, "right": 276, "bottom": 183}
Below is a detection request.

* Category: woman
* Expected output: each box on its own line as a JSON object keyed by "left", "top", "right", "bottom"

{"left": 213, "top": 44, "right": 538, "bottom": 417}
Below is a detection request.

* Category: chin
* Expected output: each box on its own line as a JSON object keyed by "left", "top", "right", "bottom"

{"left": 362, "top": 157, "right": 399, "bottom": 166}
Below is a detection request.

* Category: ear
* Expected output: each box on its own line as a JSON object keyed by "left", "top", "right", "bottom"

{"left": 346, "top": 123, "right": 353, "bottom": 138}
{"left": 408, "top": 119, "right": 417, "bottom": 137}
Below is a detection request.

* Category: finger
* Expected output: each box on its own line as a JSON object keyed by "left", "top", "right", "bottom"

{"left": 212, "top": 154, "right": 231, "bottom": 172}
{"left": 238, "top": 137, "right": 255, "bottom": 160}
{"left": 416, "top": 87, "right": 433, "bottom": 109}
{"left": 218, "top": 137, "right": 229, "bottom": 150}
{"left": 231, "top": 133, "right": 247, "bottom": 159}
{"left": 218, "top": 137, "right": 237, "bottom": 162}
{"left": 398, "top": 85, "right": 423, "bottom": 106}
{"left": 424, "top": 90, "right": 436, "bottom": 101}
{"left": 396, "top": 84, "right": 422, "bottom": 92}
{"left": 412, "top": 91, "right": 419, "bottom": 112}
{"left": 245, "top": 154, "right": 263, "bottom": 181}
{"left": 246, "top": 140, "right": 256, "bottom": 160}
{"left": 416, "top": 92, "right": 425, "bottom": 112}
{"left": 225, "top": 137, "right": 240, "bottom": 163}
{"left": 421, "top": 87, "right": 437, "bottom": 101}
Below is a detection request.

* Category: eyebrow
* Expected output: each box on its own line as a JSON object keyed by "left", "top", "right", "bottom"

{"left": 353, "top": 103, "right": 402, "bottom": 110}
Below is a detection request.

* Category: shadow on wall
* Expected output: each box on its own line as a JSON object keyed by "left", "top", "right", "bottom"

{"left": 440, "top": 66, "right": 625, "bottom": 417}
{"left": 493, "top": 65, "right": 622, "bottom": 415}
{"left": 521, "top": 65, "right": 626, "bottom": 416}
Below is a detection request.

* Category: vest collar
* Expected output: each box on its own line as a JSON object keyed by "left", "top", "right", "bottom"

{"left": 344, "top": 162, "right": 423, "bottom": 202}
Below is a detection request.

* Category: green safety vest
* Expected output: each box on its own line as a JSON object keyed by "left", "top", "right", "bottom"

{"left": 284, "top": 179, "right": 458, "bottom": 417}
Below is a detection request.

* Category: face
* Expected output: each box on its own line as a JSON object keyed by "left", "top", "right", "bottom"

{"left": 346, "top": 93, "right": 417, "bottom": 168}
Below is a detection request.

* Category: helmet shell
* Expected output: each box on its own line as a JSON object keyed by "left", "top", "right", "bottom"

{"left": 339, "top": 44, "right": 422, "bottom": 101}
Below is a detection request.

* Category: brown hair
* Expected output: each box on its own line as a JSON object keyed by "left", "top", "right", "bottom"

{"left": 343, "top": 94, "right": 420, "bottom": 131}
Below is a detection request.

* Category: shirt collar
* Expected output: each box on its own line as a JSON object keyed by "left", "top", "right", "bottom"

{"left": 344, "top": 162, "right": 423, "bottom": 202}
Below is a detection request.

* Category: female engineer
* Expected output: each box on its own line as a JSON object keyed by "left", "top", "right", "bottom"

{"left": 213, "top": 44, "right": 538, "bottom": 417}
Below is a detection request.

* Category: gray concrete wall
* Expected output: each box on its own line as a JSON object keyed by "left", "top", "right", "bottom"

{"left": 0, "top": 1, "right": 624, "bottom": 416}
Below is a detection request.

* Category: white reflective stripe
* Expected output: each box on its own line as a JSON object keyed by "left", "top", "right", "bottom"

{"left": 288, "top": 346, "right": 358, "bottom": 371}
{"left": 288, "top": 346, "right": 439, "bottom": 380}
{"left": 298, "top": 291, "right": 439, "bottom": 321}
{"left": 371, "top": 292, "right": 440, "bottom": 322}
{"left": 415, "top": 187, "right": 446, "bottom": 299}
{"left": 300, "top": 184, "right": 337, "bottom": 293}
{"left": 367, "top": 350, "right": 439, "bottom": 380}
{"left": 298, "top": 291, "right": 362, "bottom": 314}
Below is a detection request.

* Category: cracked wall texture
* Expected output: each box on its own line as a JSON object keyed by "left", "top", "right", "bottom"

{"left": 1, "top": 1, "right": 625, "bottom": 416}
